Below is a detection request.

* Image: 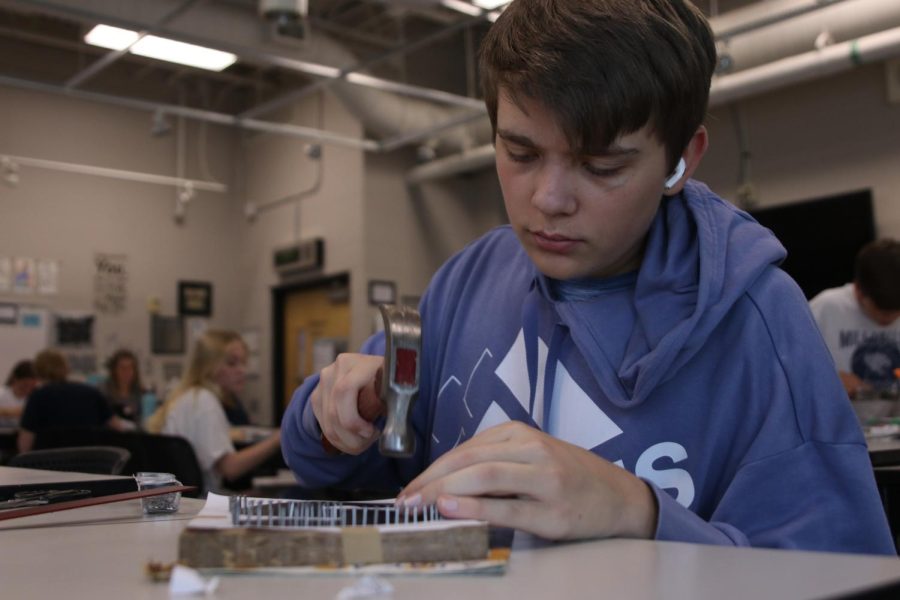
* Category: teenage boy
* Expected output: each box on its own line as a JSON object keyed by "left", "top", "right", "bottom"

{"left": 282, "top": 0, "right": 893, "bottom": 554}
{"left": 810, "top": 239, "right": 900, "bottom": 399}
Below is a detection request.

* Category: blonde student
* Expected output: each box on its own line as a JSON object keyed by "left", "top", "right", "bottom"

{"left": 147, "top": 330, "right": 280, "bottom": 494}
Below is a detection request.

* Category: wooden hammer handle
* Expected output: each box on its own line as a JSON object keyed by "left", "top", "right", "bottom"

{"left": 321, "top": 367, "right": 384, "bottom": 454}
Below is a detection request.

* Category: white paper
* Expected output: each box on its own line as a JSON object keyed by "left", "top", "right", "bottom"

{"left": 312, "top": 338, "right": 338, "bottom": 374}
{"left": 168, "top": 565, "right": 219, "bottom": 596}
{"left": 335, "top": 576, "right": 394, "bottom": 600}
{"left": 37, "top": 259, "right": 58, "bottom": 295}
{"left": 0, "top": 257, "right": 10, "bottom": 292}
{"left": 12, "top": 257, "right": 35, "bottom": 294}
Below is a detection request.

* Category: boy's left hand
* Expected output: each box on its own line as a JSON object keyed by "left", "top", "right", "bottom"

{"left": 396, "top": 421, "right": 657, "bottom": 540}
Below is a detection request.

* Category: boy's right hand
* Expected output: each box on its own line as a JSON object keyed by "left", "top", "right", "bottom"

{"left": 311, "top": 353, "right": 384, "bottom": 455}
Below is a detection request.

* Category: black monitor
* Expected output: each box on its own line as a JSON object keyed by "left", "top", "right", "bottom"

{"left": 749, "top": 189, "right": 875, "bottom": 300}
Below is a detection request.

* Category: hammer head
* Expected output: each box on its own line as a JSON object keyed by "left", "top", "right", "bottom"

{"left": 378, "top": 304, "right": 421, "bottom": 457}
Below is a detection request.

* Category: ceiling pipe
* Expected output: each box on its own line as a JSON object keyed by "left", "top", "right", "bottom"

{"left": 406, "top": 144, "right": 495, "bottom": 185}
{"left": 406, "top": 22, "right": 900, "bottom": 185}
{"left": 2, "top": 153, "right": 227, "bottom": 192}
{"left": 713, "top": 0, "right": 900, "bottom": 73}
{"left": 2, "top": 0, "right": 897, "bottom": 162}
{"left": 239, "top": 8, "right": 493, "bottom": 120}
{"left": 0, "top": 74, "right": 381, "bottom": 151}
{"left": 709, "top": 24, "right": 900, "bottom": 106}
{"left": 1, "top": 0, "right": 491, "bottom": 155}
{"left": 709, "top": 0, "right": 851, "bottom": 40}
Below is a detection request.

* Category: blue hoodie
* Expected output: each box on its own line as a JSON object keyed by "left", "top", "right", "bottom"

{"left": 282, "top": 180, "right": 894, "bottom": 554}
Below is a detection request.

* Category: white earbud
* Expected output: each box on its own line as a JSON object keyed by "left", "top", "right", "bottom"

{"left": 664, "top": 158, "right": 686, "bottom": 190}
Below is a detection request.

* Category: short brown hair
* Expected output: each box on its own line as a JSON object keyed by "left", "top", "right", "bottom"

{"left": 5, "top": 360, "right": 36, "bottom": 386}
{"left": 479, "top": 0, "right": 716, "bottom": 170}
{"left": 855, "top": 239, "right": 900, "bottom": 310}
{"left": 105, "top": 348, "right": 143, "bottom": 394}
{"left": 34, "top": 349, "right": 68, "bottom": 383}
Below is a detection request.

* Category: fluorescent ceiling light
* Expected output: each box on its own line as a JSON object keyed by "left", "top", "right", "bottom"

{"left": 441, "top": 0, "right": 482, "bottom": 17}
{"left": 84, "top": 24, "right": 237, "bottom": 72}
{"left": 441, "top": 0, "right": 506, "bottom": 20}
{"left": 131, "top": 37, "right": 237, "bottom": 71}
{"left": 473, "top": 0, "right": 509, "bottom": 9}
{"left": 84, "top": 24, "right": 139, "bottom": 51}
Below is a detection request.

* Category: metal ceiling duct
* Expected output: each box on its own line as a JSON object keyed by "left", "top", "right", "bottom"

{"left": 409, "top": 0, "right": 900, "bottom": 183}
{"left": 2, "top": 0, "right": 899, "bottom": 176}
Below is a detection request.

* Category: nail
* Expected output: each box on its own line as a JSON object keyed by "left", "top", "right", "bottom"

{"left": 403, "top": 493, "right": 422, "bottom": 508}
{"left": 438, "top": 496, "right": 458, "bottom": 513}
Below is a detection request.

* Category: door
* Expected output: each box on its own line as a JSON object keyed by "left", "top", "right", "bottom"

{"left": 279, "top": 277, "right": 350, "bottom": 413}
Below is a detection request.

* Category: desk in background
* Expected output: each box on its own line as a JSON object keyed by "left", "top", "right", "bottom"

{"left": 2, "top": 467, "right": 900, "bottom": 599}
{"left": 0, "top": 426, "right": 17, "bottom": 462}
{"left": 868, "top": 434, "right": 900, "bottom": 467}
{"left": 0, "top": 465, "right": 136, "bottom": 501}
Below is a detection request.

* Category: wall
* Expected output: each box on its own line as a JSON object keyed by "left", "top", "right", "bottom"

{"left": 0, "top": 85, "right": 240, "bottom": 393}
{"left": 698, "top": 63, "right": 900, "bottom": 234}
{"left": 363, "top": 149, "right": 505, "bottom": 319}
{"left": 234, "top": 90, "right": 365, "bottom": 423}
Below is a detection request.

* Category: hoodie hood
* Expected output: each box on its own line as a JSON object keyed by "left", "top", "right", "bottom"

{"left": 552, "top": 180, "right": 787, "bottom": 408}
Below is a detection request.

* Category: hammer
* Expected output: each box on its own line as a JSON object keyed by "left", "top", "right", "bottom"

{"left": 322, "top": 304, "right": 421, "bottom": 457}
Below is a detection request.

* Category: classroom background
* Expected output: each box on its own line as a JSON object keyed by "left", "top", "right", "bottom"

{"left": 1, "top": 0, "right": 899, "bottom": 428}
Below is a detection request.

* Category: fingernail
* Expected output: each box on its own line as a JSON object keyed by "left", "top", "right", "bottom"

{"left": 438, "top": 496, "right": 458, "bottom": 513}
{"left": 403, "top": 493, "right": 422, "bottom": 508}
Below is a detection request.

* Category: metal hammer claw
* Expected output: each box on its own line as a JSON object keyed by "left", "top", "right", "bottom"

{"left": 376, "top": 304, "right": 422, "bottom": 457}
{"left": 320, "top": 304, "right": 421, "bottom": 457}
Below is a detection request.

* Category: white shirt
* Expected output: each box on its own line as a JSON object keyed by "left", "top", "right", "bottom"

{"left": 162, "top": 387, "right": 235, "bottom": 495}
{"left": 0, "top": 385, "right": 25, "bottom": 428}
{"left": 809, "top": 283, "right": 900, "bottom": 386}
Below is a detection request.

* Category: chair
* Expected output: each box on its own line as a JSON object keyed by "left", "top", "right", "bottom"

{"left": 873, "top": 465, "right": 900, "bottom": 554}
{"left": 9, "top": 445, "right": 131, "bottom": 475}
{"left": 33, "top": 428, "right": 204, "bottom": 496}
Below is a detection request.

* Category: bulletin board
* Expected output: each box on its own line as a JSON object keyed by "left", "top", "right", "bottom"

{"left": 0, "top": 305, "right": 50, "bottom": 381}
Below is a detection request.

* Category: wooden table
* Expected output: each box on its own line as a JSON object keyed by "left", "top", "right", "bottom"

{"left": 2, "top": 467, "right": 900, "bottom": 599}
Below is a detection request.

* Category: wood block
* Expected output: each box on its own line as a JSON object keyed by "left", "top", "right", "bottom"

{"left": 178, "top": 522, "right": 489, "bottom": 568}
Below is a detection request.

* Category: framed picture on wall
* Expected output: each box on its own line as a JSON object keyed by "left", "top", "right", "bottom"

{"left": 151, "top": 314, "right": 185, "bottom": 355}
{"left": 0, "top": 303, "right": 17, "bottom": 325}
{"left": 368, "top": 280, "right": 397, "bottom": 306}
{"left": 178, "top": 280, "right": 213, "bottom": 317}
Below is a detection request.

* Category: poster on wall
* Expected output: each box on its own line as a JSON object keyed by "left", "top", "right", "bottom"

{"left": 55, "top": 312, "right": 95, "bottom": 347}
{"left": 151, "top": 314, "right": 185, "bottom": 355}
{"left": 0, "top": 257, "right": 10, "bottom": 292}
{"left": 186, "top": 317, "right": 209, "bottom": 350}
{"left": 94, "top": 253, "right": 128, "bottom": 314}
{"left": 13, "top": 257, "right": 35, "bottom": 294}
{"left": 37, "top": 259, "right": 59, "bottom": 295}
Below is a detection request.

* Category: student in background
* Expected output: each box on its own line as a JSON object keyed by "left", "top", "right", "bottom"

{"left": 0, "top": 360, "right": 37, "bottom": 428}
{"left": 18, "top": 350, "right": 127, "bottom": 453}
{"left": 810, "top": 239, "right": 900, "bottom": 406}
{"left": 281, "top": 0, "right": 892, "bottom": 554}
{"left": 220, "top": 378, "right": 253, "bottom": 427}
{"left": 146, "top": 330, "right": 280, "bottom": 495}
{"left": 102, "top": 349, "right": 144, "bottom": 426}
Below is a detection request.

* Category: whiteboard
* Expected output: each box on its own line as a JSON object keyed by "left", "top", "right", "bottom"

{"left": 0, "top": 305, "right": 50, "bottom": 381}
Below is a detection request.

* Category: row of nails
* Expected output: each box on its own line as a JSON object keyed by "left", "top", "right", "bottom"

{"left": 229, "top": 496, "right": 441, "bottom": 527}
